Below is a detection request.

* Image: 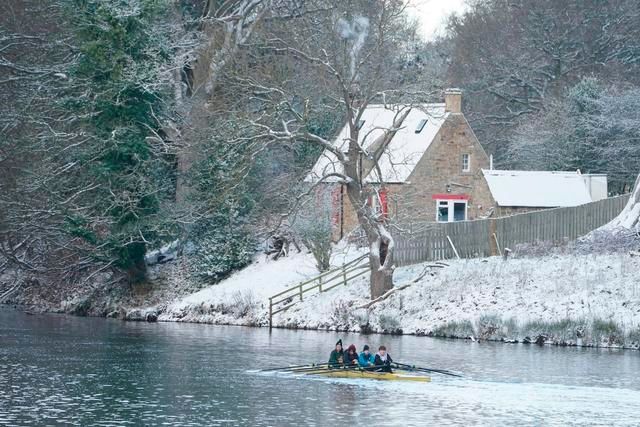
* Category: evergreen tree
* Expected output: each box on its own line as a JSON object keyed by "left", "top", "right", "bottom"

{"left": 60, "top": 0, "right": 175, "bottom": 281}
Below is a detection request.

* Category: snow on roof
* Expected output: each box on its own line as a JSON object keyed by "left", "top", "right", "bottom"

{"left": 482, "top": 170, "right": 593, "bottom": 207}
{"left": 305, "top": 104, "right": 448, "bottom": 183}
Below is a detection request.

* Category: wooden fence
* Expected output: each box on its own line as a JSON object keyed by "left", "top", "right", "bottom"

{"left": 393, "top": 194, "right": 631, "bottom": 266}
{"left": 268, "top": 254, "right": 370, "bottom": 327}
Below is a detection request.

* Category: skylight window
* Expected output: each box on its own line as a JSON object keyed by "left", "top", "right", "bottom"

{"left": 415, "top": 118, "right": 428, "bottom": 133}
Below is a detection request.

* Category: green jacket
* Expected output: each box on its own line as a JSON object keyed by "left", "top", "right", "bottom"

{"left": 328, "top": 349, "right": 344, "bottom": 367}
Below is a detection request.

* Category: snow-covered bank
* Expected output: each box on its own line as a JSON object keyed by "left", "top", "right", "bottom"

{"left": 153, "top": 246, "right": 366, "bottom": 324}
{"left": 5, "top": 238, "right": 639, "bottom": 350}
{"left": 155, "top": 247, "right": 640, "bottom": 350}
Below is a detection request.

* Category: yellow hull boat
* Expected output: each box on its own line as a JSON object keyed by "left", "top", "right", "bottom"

{"left": 300, "top": 368, "right": 431, "bottom": 382}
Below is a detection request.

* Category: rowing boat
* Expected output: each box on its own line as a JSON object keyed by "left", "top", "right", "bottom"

{"left": 297, "top": 367, "right": 431, "bottom": 382}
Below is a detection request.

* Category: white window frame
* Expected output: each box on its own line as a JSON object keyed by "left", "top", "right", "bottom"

{"left": 435, "top": 200, "right": 468, "bottom": 223}
{"left": 462, "top": 153, "right": 471, "bottom": 172}
{"left": 370, "top": 193, "right": 382, "bottom": 215}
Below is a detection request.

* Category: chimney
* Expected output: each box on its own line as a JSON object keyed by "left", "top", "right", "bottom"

{"left": 444, "top": 88, "right": 462, "bottom": 113}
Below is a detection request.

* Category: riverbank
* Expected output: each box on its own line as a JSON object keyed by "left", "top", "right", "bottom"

{"left": 153, "top": 249, "right": 640, "bottom": 350}
{"left": 3, "top": 242, "right": 640, "bottom": 350}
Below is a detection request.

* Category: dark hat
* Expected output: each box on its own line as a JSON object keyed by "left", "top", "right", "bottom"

{"left": 363, "top": 344, "right": 370, "bottom": 351}
{"left": 336, "top": 339, "right": 343, "bottom": 347}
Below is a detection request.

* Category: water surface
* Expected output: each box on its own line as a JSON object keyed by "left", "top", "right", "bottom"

{"left": 1, "top": 307, "right": 639, "bottom": 426}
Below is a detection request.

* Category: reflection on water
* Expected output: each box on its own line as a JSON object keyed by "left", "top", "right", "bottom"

{"left": 1, "top": 307, "right": 639, "bottom": 426}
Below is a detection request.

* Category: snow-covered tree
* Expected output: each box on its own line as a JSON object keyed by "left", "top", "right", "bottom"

{"left": 446, "top": 0, "right": 640, "bottom": 158}
{"left": 607, "top": 173, "right": 640, "bottom": 232}
{"left": 226, "top": 0, "right": 432, "bottom": 298}
{"left": 507, "top": 79, "right": 640, "bottom": 193}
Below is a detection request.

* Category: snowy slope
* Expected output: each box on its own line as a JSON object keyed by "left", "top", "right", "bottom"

{"left": 159, "top": 245, "right": 367, "bottom": 325}
{"left": 158, "top": 250, "right": 640, "bottom": 349}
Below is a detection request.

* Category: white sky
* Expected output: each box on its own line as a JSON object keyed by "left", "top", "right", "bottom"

{"left": 408, "top": 0, "right": 468, "bottom": 40}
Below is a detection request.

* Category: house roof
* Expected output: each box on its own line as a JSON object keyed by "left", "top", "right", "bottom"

{"left": 305, "top": 104, "right": 448, "bottom": 183}
{"left": 482, "top": 170, "right": 594, "bottom": 207}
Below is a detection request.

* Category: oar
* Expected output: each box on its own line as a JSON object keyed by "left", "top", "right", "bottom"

{"left": 260, "top": 362, "right": 329, "bottom": 372}
{"left": 289, "top": 364, "right": 358, "bottom": 372}
{"left": 393, "top": 362, "right": 462, "bottom": 377}
{"left": 286, "top": 364, "right": 363, "bottom": 374}
{"left": 395, "top": 363, "right": 461, "bottom": 377}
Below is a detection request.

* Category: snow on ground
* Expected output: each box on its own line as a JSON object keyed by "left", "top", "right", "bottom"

{"left": 280, "top": 253, "right": 640, "bottom": 334}
{"left": 158, "top": 244, "right": 366, "bottom": 325}
{"left": 158, "top": 248, "right": 640, "bottom": 349}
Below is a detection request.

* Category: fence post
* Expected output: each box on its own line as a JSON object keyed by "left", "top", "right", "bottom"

{"left": 318, "top": 275, "right": 323, "bottom": 293}
{"left": 488, "top": 218, "right": 498, "bottom": 256}
{"left": 269, "top": 297, "right": 273, "bottom": 329}
{"left": 447, "top": 235, "right": 460, "bottom": 259}
{"left": 299, "top": 284, "right": 303, "bottom": 301}
{"left": 493, "top": 233, "right": 501, "bottom": 256}
{"left": 343, "top": 265, "right": 348, "bottom": 286}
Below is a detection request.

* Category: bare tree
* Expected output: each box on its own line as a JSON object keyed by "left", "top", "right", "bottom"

{"left": 445, "top": 0, "right": 640, "bottom": 160}
{"left": 228, "top": 0, "right": 430, "bottom": 298}
{"left": 505, "top": 80, "right": 640, "bottom": 193}
{"left": 171, "top": 0, "right": 322, "bottom": 203}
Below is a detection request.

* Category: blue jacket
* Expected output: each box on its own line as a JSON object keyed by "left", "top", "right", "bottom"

{"left": 358, "top": 351, "right": 375, "bottom": 367}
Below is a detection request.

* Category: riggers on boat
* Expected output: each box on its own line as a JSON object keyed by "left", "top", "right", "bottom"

{"left": 297, "top": 367, "right": 431, "bottom": 383}
{"left": 260, "top": 362, "right": 460, "bottom": 379}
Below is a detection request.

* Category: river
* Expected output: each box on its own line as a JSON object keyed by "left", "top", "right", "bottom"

{"left": 1, "top": 307, "right": 639, "bottom": 426}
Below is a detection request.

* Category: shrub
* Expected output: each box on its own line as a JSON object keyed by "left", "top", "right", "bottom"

{"left": 477, "top": 314, "right": 501, "bottom": 339}
{"left": 190, "top": 218, "right": 254, "bottom": 283}
{"left": 378, "top": 312, "right": 402, "bottom": 334}
{"left": 230, "top": 290, "right": 257, "bottom": 318}
{"left": 431, "top": 320, "right": 475, "bottom": 338}
{"left": 329, "top": 299, "right": 354, "bottom": 329}
{"left": 292, "top": 188, "right": 334, "bottom": 272}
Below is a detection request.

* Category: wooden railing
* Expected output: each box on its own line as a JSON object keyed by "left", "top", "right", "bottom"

{"left": 268, "top": 253, "right": 370, "bottom": 327}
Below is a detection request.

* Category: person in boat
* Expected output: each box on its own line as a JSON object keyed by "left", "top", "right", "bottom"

{"left": 328, "top": 339, "right": 345, "bottom": 367}
{"left": 358, "top": 345, "right": 375, "bottom": 368}
{"left": 344, "top": 344, "right": 359, "bottom": 366}
{"left": 374, "top": 345, "right": 393, "bottom": 372}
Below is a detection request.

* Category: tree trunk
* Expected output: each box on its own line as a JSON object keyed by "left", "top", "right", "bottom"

{"left": 369, "top": 244, "right": 394, "bottom": 298}
{"left": 343, "top": 178, "right": 396, "bottom": 299}
{"left": 608, "top": 173, "right": 640, "bottom": 231}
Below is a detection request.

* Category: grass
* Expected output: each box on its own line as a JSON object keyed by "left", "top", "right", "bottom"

{"left": 504, "top": 317, "right": 630, "bottom": 347}
{"left": 429, "top": 315, "right": 636, "bottom": 348}
{"left": 431, "top": 320, "right": 475, "bottom": 338}
{"left": 625, "top": 325, "right": 640, "bottom": 349}
{"left": 591, "top": 318, "right": 624, "bottom": 346}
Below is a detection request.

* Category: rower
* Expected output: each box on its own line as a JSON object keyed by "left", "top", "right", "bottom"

{"left": 374, "top": 345, "right": 393, "bottom": 372}
{"left": 328, "top": 339, "right": 345, "bottom": 367}
{"left": 358, "top": 344, "right": 375, "bottom": 368}
{"left": 344, "top": 344, "right": 359, "bottom": 366}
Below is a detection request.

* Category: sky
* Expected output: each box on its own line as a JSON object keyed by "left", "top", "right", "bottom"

{"left": 409, "top": 0, "right": 468, "bottom": 40}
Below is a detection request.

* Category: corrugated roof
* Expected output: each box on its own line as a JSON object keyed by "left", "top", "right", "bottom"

{"left": 482, "top": 170, "right": 593, "bottom": 207}
{"left": 305, "top": 104, "right": 448, "bottom": 183}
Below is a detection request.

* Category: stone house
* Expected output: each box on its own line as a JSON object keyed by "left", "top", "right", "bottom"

{"left": 306, "top": 89, "right": 608, "bottom": 240}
